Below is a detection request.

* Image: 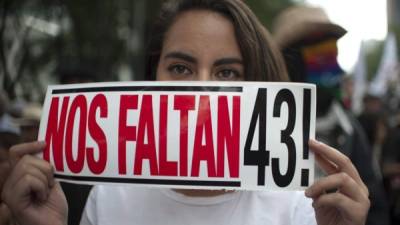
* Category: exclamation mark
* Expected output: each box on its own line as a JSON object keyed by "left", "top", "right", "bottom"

{"left": 301, "top": 89, "right": 311, "bottom": 187}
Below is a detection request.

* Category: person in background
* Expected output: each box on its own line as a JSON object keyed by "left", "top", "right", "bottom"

{"left": 362, "top": 94, "right": 385, "bottom": 115}
{"left": 273, "top": 5, "right": 390, "bottom": 225}
{"left": 357, "top": 95, "right": 388, "bottom": 177}
{"left": 381, "top": 114, "right": 400, "bottom": 224}
{"left": 2, "top": 1, "right": 370, "bottom": 225}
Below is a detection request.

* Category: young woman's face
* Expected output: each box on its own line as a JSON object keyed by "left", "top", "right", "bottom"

{"left": 156, "top": 10, "right": 244, "bottom": 81}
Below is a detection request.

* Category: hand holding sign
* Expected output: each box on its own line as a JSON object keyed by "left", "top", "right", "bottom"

{"left": 306, "top": 140, "right": 370, "bottom": 225}
{"left": 1, "top": 141, "right": 67, "bottom": 225}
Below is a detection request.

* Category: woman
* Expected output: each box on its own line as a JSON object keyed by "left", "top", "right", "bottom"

{"left": 1, "top": 0, "right": 369, "bottom": 225}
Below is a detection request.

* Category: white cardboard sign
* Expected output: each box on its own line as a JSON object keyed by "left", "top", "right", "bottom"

{"left": 38, "top": 81, "right": 316, "bottom": 191}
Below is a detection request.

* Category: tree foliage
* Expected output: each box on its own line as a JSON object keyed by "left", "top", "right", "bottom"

{"left": 246, "top": 0, "right": 298, "bottom": 29}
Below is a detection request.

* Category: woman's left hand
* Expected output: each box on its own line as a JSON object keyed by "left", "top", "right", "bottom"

{"left": 306, "top": 140, "right": 370, "bottom": 225}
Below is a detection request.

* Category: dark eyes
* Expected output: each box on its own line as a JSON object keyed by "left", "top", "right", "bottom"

{"left": 215, "top": 69, "right": 241, "bottom": 80}
{"left": 167, "top": 64, "right": 192, "bottom": 77}
{"left": 166, "top": 64, "right": 242, "bottom": 80}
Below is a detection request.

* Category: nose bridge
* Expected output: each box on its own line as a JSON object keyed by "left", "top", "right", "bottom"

{"left": 197, "top": 67, "right": 212, "bottom": 81}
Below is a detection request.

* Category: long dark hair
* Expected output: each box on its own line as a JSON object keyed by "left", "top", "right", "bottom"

{"left": 145, "top": 0, "right": 289, "bottom": 82}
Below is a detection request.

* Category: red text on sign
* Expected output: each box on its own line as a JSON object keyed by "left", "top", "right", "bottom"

{"left": 43, "top": 94, "right": 108, "bottom": 174}
{"left": 118, "top": 94, "right": 240, "bottom": 178}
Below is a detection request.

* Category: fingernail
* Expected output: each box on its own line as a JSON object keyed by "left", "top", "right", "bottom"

{"left": 33, "top": 141, "right": 46, "bottom": 148}
{"left": 311, "top": 140, "right": 325, "bottom": 147}
{"left": 309, "top": 139, "right": 317, "bottom": 145}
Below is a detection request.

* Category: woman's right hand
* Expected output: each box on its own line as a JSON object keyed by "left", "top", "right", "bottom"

{"left": 1, "top": 141, "right": 68, "bottom": 225}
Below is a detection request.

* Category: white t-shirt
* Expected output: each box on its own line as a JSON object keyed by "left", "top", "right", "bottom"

{"left": 80, "top": 185, "right": 317, "bottom": 225}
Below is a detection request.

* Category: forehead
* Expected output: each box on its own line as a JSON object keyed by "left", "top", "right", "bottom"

{"left": 161, "top": 9, "right": 241, "bottom": 59}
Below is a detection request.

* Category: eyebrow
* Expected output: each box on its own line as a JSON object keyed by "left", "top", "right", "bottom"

{"left": 213, "top": 58, "right": 243, "bottom": 67}
{"left": 164, "top": 51, "right": 243, "bottom": 66}
{"left": 164, "top": 51, "right": 197, "bottom": 63}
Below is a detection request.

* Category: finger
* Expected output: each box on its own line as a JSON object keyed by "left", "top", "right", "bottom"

{"left": 3, "top": 155, "right": 54, "bottom": 196}
{"left": 21, "top": 155, "right": 55, "bottom": 187}
{"left": 312, "top": 192, "right": 354, "bottom": 210}
{"left": 312, "top": 191, "right": 369, "bottom": 223}
{"left": 306, "top": 172, "right": 366, "bottom": 201}
{"left": 9, "top": 141, "right": 46, "bottom": 167}
{"left": 309, "top": 140, "right": 363, "bottom": 185}
{"left": 0, "top": 203, "right": 12, "bottom": 224}
{"left": 314, "top": 152, "right": 338, "bottom": 175}
{"left": 16, "top": 174, "right": 49, "bottom": 203}
{"left": 309, "top": 140, "right": 369, "bottom": 196}
{"left": 3, "top": 174, "right": 49, "bottom": 211}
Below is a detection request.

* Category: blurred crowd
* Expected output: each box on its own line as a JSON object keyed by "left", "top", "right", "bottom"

{"left": 272, "top": 5, "right": 399, "bottom": 225}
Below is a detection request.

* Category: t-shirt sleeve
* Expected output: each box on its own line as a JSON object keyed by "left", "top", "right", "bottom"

{"left": 80, "top": 186, "right": 98, "bottom": 225}
{"left": 291, "top": 192, "right": 317, "bottom": 225}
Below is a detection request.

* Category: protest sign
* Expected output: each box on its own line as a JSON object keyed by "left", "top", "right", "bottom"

{"left": 38, "top": 81, "right": 316, "bottom": 191}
